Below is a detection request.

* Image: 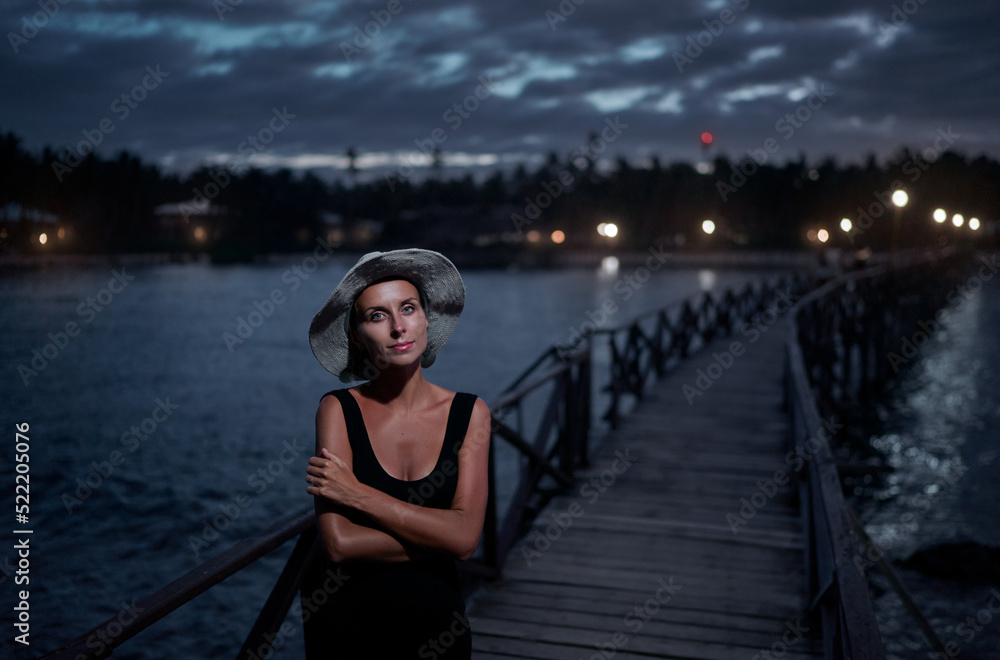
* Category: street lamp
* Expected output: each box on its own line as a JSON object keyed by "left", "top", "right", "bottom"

{"left": 933, "top": 208, "right": 947, "bottom": 223}
{"left": 597, "top": 222, "right": 619, "bottom": 238}
{"left": 952, "top": 214, "right": 964, "bottom": 228}
{"left": 702, "top": 219, "right": 716, "bottom": 235}
{"left": 891, "top": 189, "right": 908, "bottom": 263}
{"left": 840, "top": 218, "right": 852, "bottom": 233}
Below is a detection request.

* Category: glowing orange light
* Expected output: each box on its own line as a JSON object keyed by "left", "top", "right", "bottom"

{"left": 551, "top": 230, "right": 566, "bottom": 244}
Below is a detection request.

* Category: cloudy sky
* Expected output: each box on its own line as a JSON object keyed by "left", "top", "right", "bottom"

{"left": 2, "top": 0, "right": 998, "bottom": 180}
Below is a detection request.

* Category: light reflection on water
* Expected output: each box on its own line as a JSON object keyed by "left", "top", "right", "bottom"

{"left": 857, "top": 273, "right": 1000, "bottom": 659}
{"left": 862, "top": 288, "right": 987, "bottom": 555}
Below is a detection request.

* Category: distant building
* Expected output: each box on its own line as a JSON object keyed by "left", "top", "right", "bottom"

{"left": 392, "top": 204, "right": 523, "bottom": 249}
{"left": 1, "top": 202, "right": 59, "bottom": 225}
{"left": 0, "top": 203, "right": 68, "bottom": 252}
{"left": 153, "top": 199, "right": 228, "bottom": 245}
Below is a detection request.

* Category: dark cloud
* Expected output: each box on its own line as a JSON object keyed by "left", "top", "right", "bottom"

{"left": 2, "top": 0, "right": 997, "bottom": 179}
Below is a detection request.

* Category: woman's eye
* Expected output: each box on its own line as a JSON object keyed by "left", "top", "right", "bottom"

{"left": 370, "top": 312, "right": 384, "bottom": 321}
{"left": 403, "top": 304, "right": 415, "bottom": 313}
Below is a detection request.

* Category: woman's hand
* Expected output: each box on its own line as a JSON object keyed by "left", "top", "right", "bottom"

{"left": 307, "top": 448, "right": 365, "bottom": 508}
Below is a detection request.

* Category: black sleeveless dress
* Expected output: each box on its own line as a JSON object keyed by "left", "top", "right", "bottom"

{"left": 301, "top": 389, "right": 477, "bottom": 660}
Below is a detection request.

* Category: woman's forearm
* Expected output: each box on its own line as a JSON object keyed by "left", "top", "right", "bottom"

{"left": 316, "top": 504, "right": 431, "bottom": 563}
{"left": 347, "top": 483, "right": 482, "bottom": 560}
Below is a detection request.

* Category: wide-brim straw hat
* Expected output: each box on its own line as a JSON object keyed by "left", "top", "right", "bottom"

{"left": 309, "top": 248, "right": 465, "bottom": 382}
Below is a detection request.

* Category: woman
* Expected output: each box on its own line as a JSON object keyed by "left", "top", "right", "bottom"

{"left": 302, "top": 248, "right": 490, "bottom": 659}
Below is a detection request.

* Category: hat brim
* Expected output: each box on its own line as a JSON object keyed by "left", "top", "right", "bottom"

{"left": 309, "top": 249, "right": 465, "bottom": 382}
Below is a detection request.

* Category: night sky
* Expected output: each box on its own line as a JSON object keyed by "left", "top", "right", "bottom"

{"left": 3, "top": 0, "right": 999, "bottom": 181}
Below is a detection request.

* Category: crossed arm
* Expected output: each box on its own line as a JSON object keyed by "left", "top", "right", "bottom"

{"left": 305, "top": 393, "right": 491, "bottom": 563}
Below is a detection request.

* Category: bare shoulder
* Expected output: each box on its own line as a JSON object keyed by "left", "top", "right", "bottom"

{"left": 460, "top": 397, "right": 492, "bottom": 456}
{"left": 470, "top": 396, "right": 491, "bottom": 421}
{"left": 315, "top": 392, "right": 351, "bottom": 459}
{"left": 316, "top": 391, "right": 346, "bottom": 420}
{"left": 439, "top": 386, "right": 490, "bottom": 424}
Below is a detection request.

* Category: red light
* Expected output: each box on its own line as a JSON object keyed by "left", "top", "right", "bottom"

{"left": 701, "top": 132, "right": 714, "bottom": 145}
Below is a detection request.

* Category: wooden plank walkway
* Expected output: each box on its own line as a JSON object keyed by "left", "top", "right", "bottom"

{"left": 468, "top": 323, "right": 824, "bottom": 659}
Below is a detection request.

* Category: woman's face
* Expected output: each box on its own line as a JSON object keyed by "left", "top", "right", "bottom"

{"left": 351, "top": 279, "right": 429, "bottom": 371}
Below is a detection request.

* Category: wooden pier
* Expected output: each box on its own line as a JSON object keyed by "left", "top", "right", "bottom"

{"left": 468, "top": 324, "right": 823, "bottom": 659}
{"left": 49, "top": 260, "right": 933, "bottom": 660}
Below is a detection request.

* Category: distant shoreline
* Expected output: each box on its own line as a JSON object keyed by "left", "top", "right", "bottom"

{"left": 0, "top": 248, "right": 822, "bottom": 272}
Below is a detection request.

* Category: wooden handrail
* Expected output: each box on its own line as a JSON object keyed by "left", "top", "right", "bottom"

{"left": 785, "top": 335, "right": 885, "bottom": 659}
{"left": 783, "top": 247, "right": 965, "bottom": 659}
{"left": 42, "top": 507, "right": 315, "bottom": 660}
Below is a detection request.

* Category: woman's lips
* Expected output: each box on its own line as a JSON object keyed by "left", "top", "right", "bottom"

{"left": 390, "top": 341, "right": 414, "bottom": 351}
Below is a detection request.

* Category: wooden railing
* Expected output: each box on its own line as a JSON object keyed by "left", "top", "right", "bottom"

{"left": 784, "top": 248, "right": 966, "bottom": 659}
{"left": 42, "top": 508, "right": 317, "bottom": 660}
{"left": 41, "top": 267, "right": 815, "bottom": 660}
{"left": 475, "top": 341, "right": 592, "bottom": 575}
{"left": 596, "top": 274, "right": 809, "bottom": 427}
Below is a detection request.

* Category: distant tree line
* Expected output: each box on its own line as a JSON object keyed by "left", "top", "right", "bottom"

{"left": 1, "top": 129, "right": 997, "bottom": 259}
